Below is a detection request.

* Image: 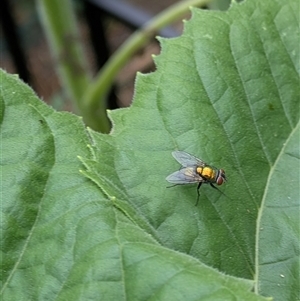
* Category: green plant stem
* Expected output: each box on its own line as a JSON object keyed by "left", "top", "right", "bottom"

{"left": 37, "top": 0, "right": 109, "bottom": 131}
{"left": 82, "top": 0, "right": 209, "bottom": 129}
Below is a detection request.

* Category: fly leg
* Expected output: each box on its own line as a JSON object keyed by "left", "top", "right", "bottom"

{"left": 210, "top": 183, "right": 231, "bottom": 200}
{"left": 166, "top": 184, "right": 179, "bottom": 188}
{"left": 210, "top": 183, "right": 217, "bottom": 190}
{"left": 195, "top": 182, "right": 202, "bottom": 206}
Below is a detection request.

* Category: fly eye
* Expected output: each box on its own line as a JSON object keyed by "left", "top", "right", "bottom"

{"left": 217, "top": 177, "right": 224, "bottom": 185}
{"left": 217, "top": 169, "right": 226, "bottom": 185}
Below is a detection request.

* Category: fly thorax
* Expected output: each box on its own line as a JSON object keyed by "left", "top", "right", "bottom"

{"left": 197, "top": 166, "right": 215, "bottom": 181}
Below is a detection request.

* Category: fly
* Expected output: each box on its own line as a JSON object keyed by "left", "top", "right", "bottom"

{"left": 166, "top": 150, "right": 227, "bottom": 205}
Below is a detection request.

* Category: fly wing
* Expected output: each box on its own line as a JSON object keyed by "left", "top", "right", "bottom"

{"left": 166, "top": 167, "right": 204, "bottom": 184}
{"left": 172, "top": 150, "right": 205, "bottom": 167}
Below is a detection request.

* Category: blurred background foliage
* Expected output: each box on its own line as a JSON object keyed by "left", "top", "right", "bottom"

{"left": 1, "top": 0, "right": 232, "bottom": 118}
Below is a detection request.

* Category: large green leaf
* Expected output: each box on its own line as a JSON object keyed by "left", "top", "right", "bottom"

{"left": 1, "top": 0, "right": 299, "bottom": 300}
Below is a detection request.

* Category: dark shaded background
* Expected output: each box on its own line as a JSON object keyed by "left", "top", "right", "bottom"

{"left": 1, "top": 0, "right": 185, "bottom": 110}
